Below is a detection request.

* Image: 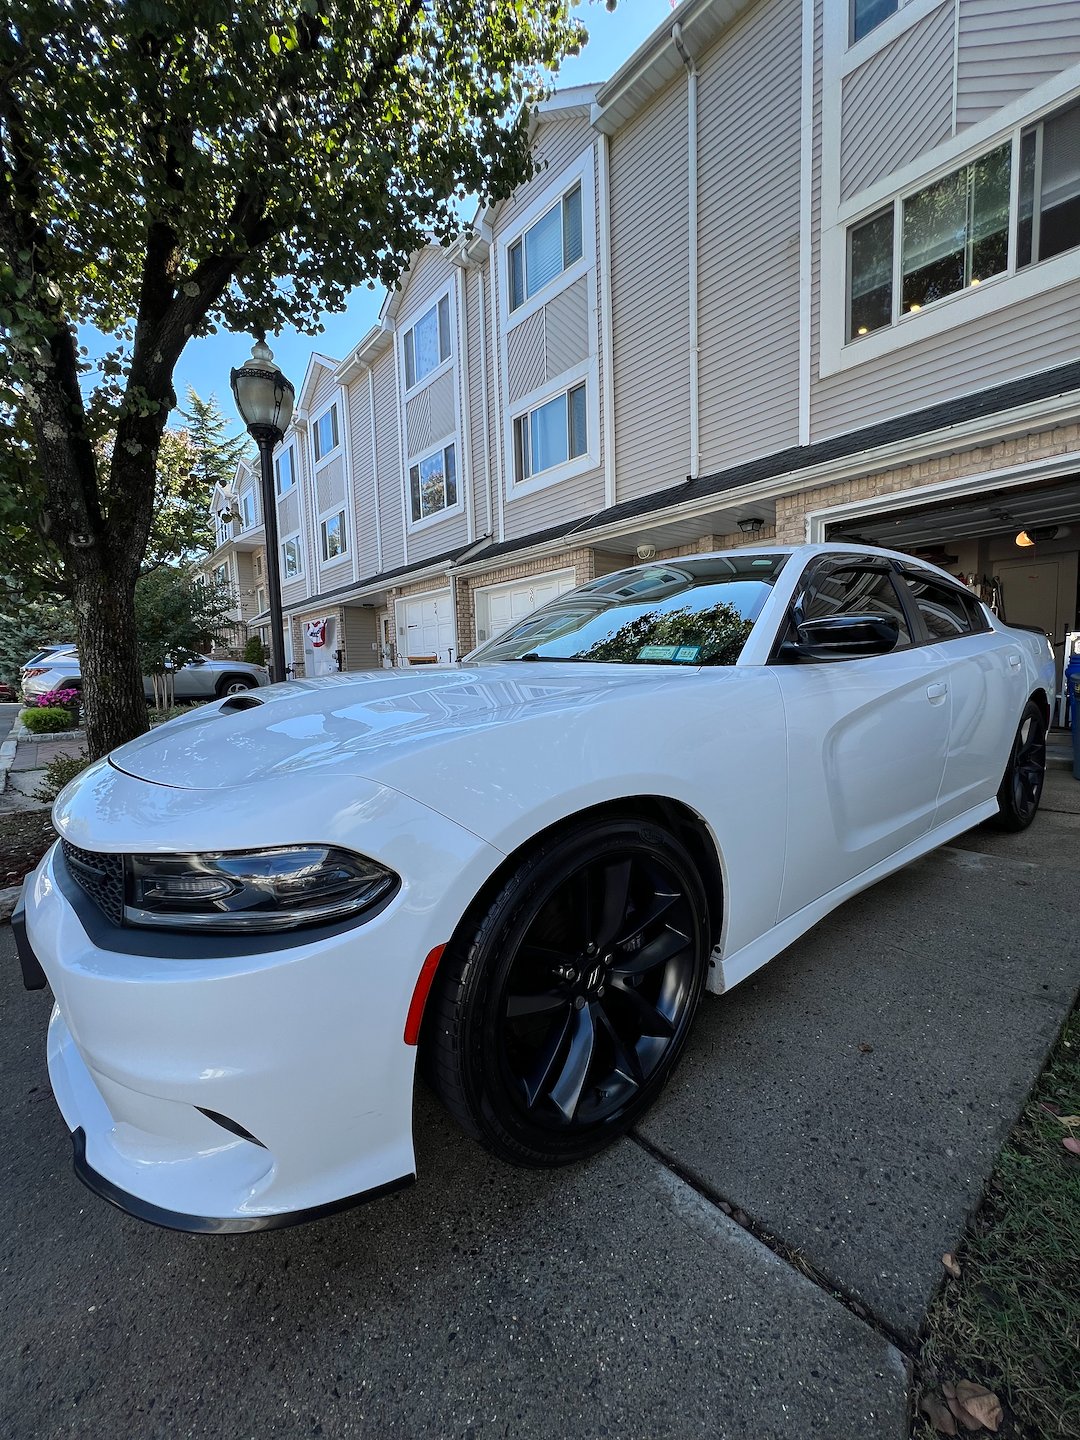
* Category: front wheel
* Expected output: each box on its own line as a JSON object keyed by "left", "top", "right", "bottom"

{"left": 216, "top": 675, "right": 256, "bottom": 697}
{"left": 995, "top": 700, "right": 1047, "bottom": 832}
{"left": 423, "top": 818, "right": 710, "bottom": 1167}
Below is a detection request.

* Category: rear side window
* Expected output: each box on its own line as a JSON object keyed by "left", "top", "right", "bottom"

{"left": 800, "top": 565, "right": 912, "bottom": 648}
{"left": 899, "top": 573, "right": 986, "bottom": 639}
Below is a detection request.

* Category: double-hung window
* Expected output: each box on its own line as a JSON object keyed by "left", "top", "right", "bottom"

{"left": 240, "top": 491, "right": 256, "bottom": 529}
{"left": 217, "top": 515, "right": 231, "bottom": 547}
{"left": 513, "top": 383, "right": 587, "bottom": 484}
{"left": 313, "top": 404, "right": 340, "bottom": 462}
{"left": 404, "top": 296, "right": 451, "bottom": 390}
{"left": 509, "top": 185, "right": 583, "bottom": 311}
{"left": 1018, "top": 97, "right": 1080, "bottom": 268}
{"left": 275, "top": 446, "right": 295, "bottom": 494}
{"left": 320, "top": 510, "right": 347, "bottom": 562}
{"left": 212, "top": 562, "right": 230, "bottom": 589}
{"left": 409, "top": 444, "right": 457, "bottom": 523}
{"left": 282, "top": 535, "right": 303, "bottom": 580}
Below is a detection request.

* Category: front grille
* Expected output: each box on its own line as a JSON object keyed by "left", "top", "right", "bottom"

{"left": 61, "top": 841, "right": 124, "bottom": 926}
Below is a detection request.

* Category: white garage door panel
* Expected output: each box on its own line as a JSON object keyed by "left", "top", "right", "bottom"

{"left": 401, "top": 590, "right": 455, "bottom": 664}
{"left": 476, "top": 570, "right": 577, "bottom": 643}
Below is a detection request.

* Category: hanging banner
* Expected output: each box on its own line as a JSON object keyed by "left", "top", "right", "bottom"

{"left": 302, "top": 616, "right": 339, "bottom": 677}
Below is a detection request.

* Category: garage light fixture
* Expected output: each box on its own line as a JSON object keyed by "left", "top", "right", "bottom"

{"left": 738, "top": 517, "right": 765, "bottom": 535}
{"left": 1016, "top": 525, "right": 1068, "bottom": 547}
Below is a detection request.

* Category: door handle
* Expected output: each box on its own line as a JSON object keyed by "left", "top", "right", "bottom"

{"left": 1007, "top": 653, "right": 1022, "bottom": 669}
{"left": 926, "top": 683, "right": 948, "bottom": 702}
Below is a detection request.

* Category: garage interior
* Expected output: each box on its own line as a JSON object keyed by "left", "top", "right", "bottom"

{"left": 825, "top": 475, "right": 1080, "bottom": 712}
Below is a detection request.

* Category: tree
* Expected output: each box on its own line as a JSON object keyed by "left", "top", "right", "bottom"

{"left": 134, "top": 566, "right": 234, "bottom": 707}
{"left": 0, "top": 0, "right": 583, "bottom": 759}
{"left": 0, "top": 591, "right": 70, "bottom": 685}
{"left": 582, "top": 603, "right": 755, "bottom": 667}
{"left": 180, "top": 387, "right": 252, "bottom": 494}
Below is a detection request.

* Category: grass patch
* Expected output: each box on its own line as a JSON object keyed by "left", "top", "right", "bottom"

{"left": 914, "top": 1008, "right": 1080, "bottom": 1438}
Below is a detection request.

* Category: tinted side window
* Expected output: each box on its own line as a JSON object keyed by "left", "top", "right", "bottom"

{"left": 801, "top": 566, "right": 912, "bottom": 648}
{"left": 900, "top": 574, "right": 983, "bottom": 639}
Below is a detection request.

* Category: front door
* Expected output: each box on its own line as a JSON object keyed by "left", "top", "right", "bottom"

{"left": 773, "top": 558, "right": 950, "bottom": 922}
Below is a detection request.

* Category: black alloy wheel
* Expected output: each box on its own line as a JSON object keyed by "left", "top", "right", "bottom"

{"left": 996, "top": 700, "right": 1047, "bottom": 832}
{"left": 424, "top": 818, "right": 710, "bottom": 1166}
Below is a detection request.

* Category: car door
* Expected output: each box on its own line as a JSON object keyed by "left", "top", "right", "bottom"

{"left": 771, "top": 556, "right": 951, "bottom": 923}
{"left": 893, "top": 566, "right": 1024, "bottom": 824}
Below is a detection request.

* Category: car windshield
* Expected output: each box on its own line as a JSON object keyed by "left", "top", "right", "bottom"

{"left": 468, "top": 555, "right": 787, "bottom": 666}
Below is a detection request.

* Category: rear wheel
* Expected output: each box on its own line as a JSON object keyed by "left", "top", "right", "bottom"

{"left": 216, "top": 675, "right": 256, "bottom": 697}
{"left": 995, "top": 700, "right": 1046, "bottom": 832}
{"left": 423, "top": 818, "right": 710, "bottom": 1167}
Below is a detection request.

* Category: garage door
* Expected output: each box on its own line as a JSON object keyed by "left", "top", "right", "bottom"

{"left": 475, "top": 569, "right": 577, "bottom": 644}
{"left": 400, "top": 590, "right": 455, "bottom": 664}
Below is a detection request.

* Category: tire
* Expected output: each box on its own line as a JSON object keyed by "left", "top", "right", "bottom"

{"left": 216, "top": 675, "right": 256, "bottom": 697}
{"left": 995, "top": 699, "right": 1047, "bottom": 832}
{"left": 423, "top": 817, "right": 710, "bottom": 1167}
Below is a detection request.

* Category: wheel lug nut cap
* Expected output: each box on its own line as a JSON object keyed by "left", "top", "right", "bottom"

{"left": 574, "top": 995, "right": 586, "bottom": 1010}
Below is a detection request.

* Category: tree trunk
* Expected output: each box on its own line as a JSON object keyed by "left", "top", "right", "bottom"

{"left": 72, "top": 566, "right": 148, "bottom": 759}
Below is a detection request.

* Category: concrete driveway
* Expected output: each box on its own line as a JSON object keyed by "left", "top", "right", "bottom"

{"left": 2, "top": 770, "right": 1077, "bottom": 1439}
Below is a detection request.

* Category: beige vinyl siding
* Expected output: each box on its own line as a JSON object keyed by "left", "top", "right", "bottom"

{"left": 502, "top": 464, "right": 605, "bottom": 536}
{"left": 840, "top": 0, "right": 954, "bottom": 200}
{"left": 276, "top": 474, "right": 307, "bottom": 608}
{"left": 956, "top": 0, "right": 1080, "bottom": 130}
{"left": 697, "top": 0, "right": 802, "bottom": 474}
{"left": 464, "top": 266, "right": 493, "bottom": 541}
{"left": 315, "top": 447, "right": 352, "bottom": 591}
{"left": 308, "top": 362, "right": 340, "bottom": 418}
{"left": 346, "top": 371, "right": 380, "bottom": 579}
{"left": 398, "top": 245, "right": 456, "bottom": 319}
{"left": 342, "top": 606, "right": 379, "bottom": 670}
{"left": 812, "top": 274, "right": 1080, "bottom": 438}
{"left": 235, "top": 551, "right": 255, "bottom": 621}
{"left": 405, "top": 368, "right": 456, "bottom": 454}
{"left": 372, "top": 350, "right": 404, "bottom": 571}
{"left": 496, "top": 113, "right": 596, "bottom": 236}
{"left": 610, "top": 79, "right": 691, "bottom": 501}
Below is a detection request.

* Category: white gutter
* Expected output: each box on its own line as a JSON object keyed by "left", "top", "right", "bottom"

{"left": 488, "top": 243, "right": 506, "bottom": 542}
{"left": 475, "top": 244, "right": 495, "bottom": 539}
{"left": 597, "top": 133, "right": 616, "bottom": 508}
{"left": 367, "top": 368, "right": 383, "bottom": 572}
{"left": 673, "top": 22, "right": 700, "bottom": 480}
{"left": 451, "top": 259, "right": 476, "bottom": 544}
{"left": 393, "top": 340, "right": 410, "bottom": 565}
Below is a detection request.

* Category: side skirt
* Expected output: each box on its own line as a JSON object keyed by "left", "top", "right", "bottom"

{"left": 709, "top": 798, "right": 1000, "bottom": 995}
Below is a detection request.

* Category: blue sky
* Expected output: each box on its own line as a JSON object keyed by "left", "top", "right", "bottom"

{"left": 165, "top": 0, "right": 672, "bottom": 426}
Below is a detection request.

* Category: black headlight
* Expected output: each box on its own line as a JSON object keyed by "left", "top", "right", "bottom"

{"left": 123, "top": 846, "right": 397, "bottom": 932}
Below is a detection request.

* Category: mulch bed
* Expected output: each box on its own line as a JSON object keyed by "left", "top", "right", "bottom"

{"left": 0, "top": 810, "right": 57, "bottom": 889}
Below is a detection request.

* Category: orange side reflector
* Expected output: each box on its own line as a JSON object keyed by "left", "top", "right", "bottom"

{"left": 404, "top": 944, "right": 446, "bottom": 1046}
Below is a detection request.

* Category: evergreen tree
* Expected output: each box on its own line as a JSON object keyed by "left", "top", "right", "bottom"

{"left": 180, "top": 388, "right": 253, "bottom": 495}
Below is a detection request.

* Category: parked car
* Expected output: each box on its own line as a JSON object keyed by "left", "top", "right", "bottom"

{"left": 15, "top": 544, "right": 1054, "bottom": 1232}
{"left": 22, "top": 654, "right": 269, "bottom": 703}
{"left": 20, "top": 644, "right": 77, "bottom": 689}
{"left": 0, "top": 681, "right": 16, "bottom": 702}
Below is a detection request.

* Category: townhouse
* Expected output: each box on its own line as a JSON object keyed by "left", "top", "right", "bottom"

{"left": 204, "top": 0, "right": 1080, "bottom": 692}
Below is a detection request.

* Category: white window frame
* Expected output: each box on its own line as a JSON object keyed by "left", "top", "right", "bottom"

{"left": 818, "top": 49, "right": 1080, "bottom": 376}
{"left": 402, "top": 291, "right": 453, "bottom": 395}
{"left": 212, "top": 561, "right": 230, "bottom": 589}
{"left": 312, "top": 401, "right": 341, "bottom": 463}
{"left": 255, "top": 585, "right": 267, "bottom": 615}
{"left": 504, "top": 359, "right": 599, "bottom": 501}
{"left": 406, "top": 440, "right": 461, "bottom": 532}
{"left": 240, "top": 490, "right": 256, "bottom": 529}
{"left": 498, "top": 151, "right": 596, "bottom": 332}
{"left": 512, "top": 379, "right": 590, "bottom": 487}
{"left": 319, "top": 508, "right": 348, "bottom": 566}
{"left": 507, "top": 184, "right": 585, "bottom": 317}
{"left": 274, "top": 444, "right": 296, "bottom": 495}
{"left": 281, "top": 532, "right": 304, "bottom": 581}
{"left": 216, "top": 514, "right": 231, "bottom": 548}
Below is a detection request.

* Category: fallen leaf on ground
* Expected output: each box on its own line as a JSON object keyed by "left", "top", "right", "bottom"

{"left": 954, "top": 1381, "right": 1003, "bottom": 1432}
{"left": 919, "top": 1391, "right": 957, "bottom": 1435}
{"left": 1038, "top": 1101, "right": 1061, "bottom": 1116}
{"left": 946, "top": 1395, "right": 984, "bottom": 1432}
{"left": 942, "top": 1252, "right": 961, "bottom": 1279}
{"left": 1055, "top": 1114, "right": 1080, "bottom": 1127}
{"left": 1063, "top": 1137, "right": 1080, "bottom": 1156}
{"left": 858, "top": 1041, "right": 873, "bottom": 1053}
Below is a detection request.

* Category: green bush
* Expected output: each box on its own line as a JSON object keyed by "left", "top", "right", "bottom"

{"left": 32, "top": 750, "right": 92, "bottom": 803}
{"left": 242, "top": 635, "right": 267, "bottom": 666}
{"left": 21, "top": 706, "right": 77, "bottom": 734}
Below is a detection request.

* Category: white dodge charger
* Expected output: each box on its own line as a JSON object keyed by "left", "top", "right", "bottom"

{"left": 15, "top": 545, "right": 1055, "bottom": 1232}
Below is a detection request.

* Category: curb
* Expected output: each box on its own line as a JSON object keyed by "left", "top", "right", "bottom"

{"left": 0, "top": 736, "right": 16, "bottom": 793}
{"left": 12, "top": 722, "right": 85, "bottom": 742}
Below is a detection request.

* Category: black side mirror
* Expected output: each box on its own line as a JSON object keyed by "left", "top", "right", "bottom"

{"left": 783, "top": 613, "right": 900, "bottom": 662}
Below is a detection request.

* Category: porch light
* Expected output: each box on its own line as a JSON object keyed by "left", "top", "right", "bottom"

{"left": 738, "top": 517, "right": 765, "bottom": 536}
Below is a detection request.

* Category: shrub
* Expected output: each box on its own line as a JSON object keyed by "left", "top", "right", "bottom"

{"left": 32, "top": 751, "right": 92, "bottom": 803}
{"left": 26, "top": 687, "right": 80, "bottom": 710}
{"left": 242, "top": 635, "right": 267, "bottom": 667}
{"left": 21, "top": 706, "right": 77, "bottom": 734}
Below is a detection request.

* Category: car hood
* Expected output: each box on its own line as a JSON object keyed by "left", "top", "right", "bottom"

{"left": 107, "top": 664, "right": 711, "bottom": 792}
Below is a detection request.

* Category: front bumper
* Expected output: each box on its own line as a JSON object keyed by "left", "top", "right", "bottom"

{"left": 19, "top": 815, "right": 497, "bottom": 1230}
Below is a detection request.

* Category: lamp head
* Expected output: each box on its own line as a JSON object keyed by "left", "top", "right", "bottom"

{"left": 230, "top": 340, "right": 295, "bottom": 443}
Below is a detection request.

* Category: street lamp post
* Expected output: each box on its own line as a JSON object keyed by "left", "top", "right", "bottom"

{"left": 230, "top": 340, "right": 295, "bottom": 684}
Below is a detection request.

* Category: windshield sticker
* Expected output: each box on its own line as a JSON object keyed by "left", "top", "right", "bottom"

{"left": 636, "top": 644, "right": 702, "bottom": 662}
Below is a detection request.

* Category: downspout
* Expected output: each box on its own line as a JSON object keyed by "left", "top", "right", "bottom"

{"left": 451, "top": 255, "right": 476, "bottom": 544}
{"left": 597, "top": 132, "right": 616, "bottom": 508}
{"left": 367, "top": 368, "right": 383, "bottom": 572}
{"left": 673, "top": 21, "right": 699, "bottom": 480}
